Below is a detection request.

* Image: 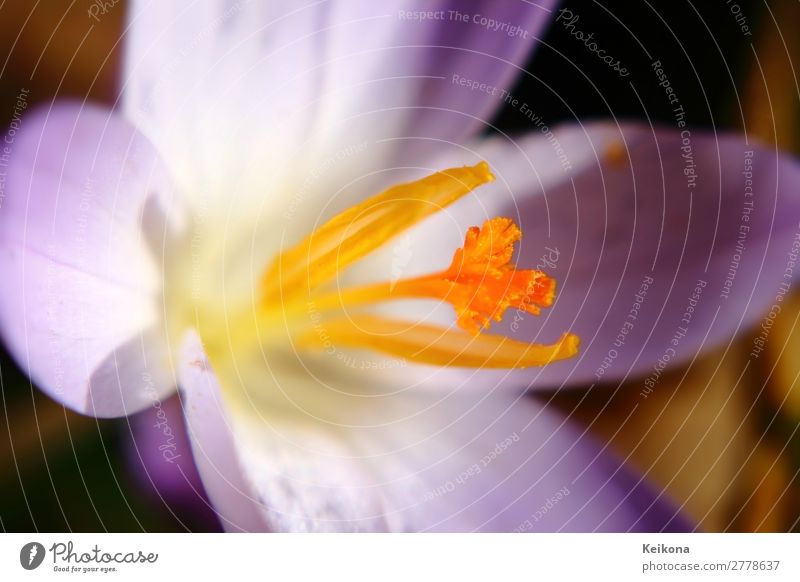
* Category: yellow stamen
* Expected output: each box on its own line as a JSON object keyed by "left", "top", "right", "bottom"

{"left": 297, "top": 315, "right": 579, "bottom": 369}
{"left": 262, "top": 162, "right": 494, "bottom": 305}
{"left": 260, "top": 162, "right": 579, "bottom": 369}
{"left": 311, "top": 217, "right": 556, "bottom": 336}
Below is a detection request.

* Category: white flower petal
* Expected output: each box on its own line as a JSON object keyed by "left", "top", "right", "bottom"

{"left": 178, "top": 332, "right": 689, "bottom": 531}
{"left": 178, "top": 330, "right": 269, "bottom": 532}
{"left": 122, "top": 0, "right": 557, "bottom": 209}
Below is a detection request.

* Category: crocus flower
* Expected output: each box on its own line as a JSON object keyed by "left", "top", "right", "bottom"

{"left": 2, "top": 1, "right": 799, "bottom": 532}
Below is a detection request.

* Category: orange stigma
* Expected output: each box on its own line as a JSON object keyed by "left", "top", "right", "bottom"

{"left": 404, "top": 217, "right": 557, "bottom": 335}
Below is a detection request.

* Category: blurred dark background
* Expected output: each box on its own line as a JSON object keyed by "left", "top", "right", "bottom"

{"left": 1, "top": 0, "right": 798, "bottom": 532}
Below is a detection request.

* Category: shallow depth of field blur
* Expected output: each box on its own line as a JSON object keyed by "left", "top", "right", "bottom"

{"left": 1, "top": 0, "right": 799, "bottom": 532}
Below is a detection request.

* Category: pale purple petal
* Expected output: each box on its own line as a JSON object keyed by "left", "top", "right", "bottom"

{"left": 0, "top": 103, "right": 182, "bottom": 416}
{"left": 492, "top": 124, "right": 800, "bottom": 389}
{"left": 176, "top": 333, "right": 690, "bottom": 532}
{"left": 314, "top": 0, "right": 559, "bottom": 161}
{"left": 371, "top": 123, "right": 800, "bottom": 390}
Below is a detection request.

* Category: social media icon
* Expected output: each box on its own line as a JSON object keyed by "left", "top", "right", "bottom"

{"left": 20, "top": 542, "right": 46, "bottom": 570}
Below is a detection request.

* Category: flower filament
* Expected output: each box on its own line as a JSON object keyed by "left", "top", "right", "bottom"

{"left": 261, "top": 162, "right": 579, "bottom": 369}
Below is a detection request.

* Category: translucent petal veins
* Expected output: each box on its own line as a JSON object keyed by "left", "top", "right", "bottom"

{"left": 260, "top": 163, "right": 579, "bottom": 369}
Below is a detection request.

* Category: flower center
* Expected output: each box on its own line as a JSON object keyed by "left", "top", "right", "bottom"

{"left": 259, "top": 162, "right": 578, "bottom": 369}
